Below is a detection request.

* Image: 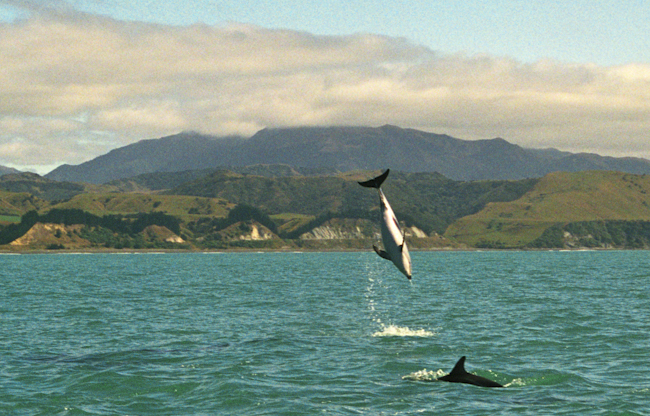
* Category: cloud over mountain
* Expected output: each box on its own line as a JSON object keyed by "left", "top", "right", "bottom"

{"left": 1, "top": 9, "right": 650, "bottom": 172}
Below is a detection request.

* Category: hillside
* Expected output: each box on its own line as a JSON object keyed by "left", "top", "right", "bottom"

{"left": 445, "top": 171, "right": 650, "bottom": 248}
{"left": 52, "top": 193, "right": 231, "bottom": 221}
{"left": 0, "top": 168, "right": 536, "bottom": 250}
{"left": 0, "top": 190, "right": 49, "bottom": 217}
{"left": 105, "top": 165, "right": 339, "bottom": 192}
{"left": 0, "top": 165, "right": 21, "bottom": 177}
{"left": 46, "top": 134, "right": 243, "bottom": 185}
{"left": 45, "top": 125, "right": 650, "bottom": 184}
{"left": 165, "top": 169, "right": 538, "bottom": 235}
{"left": 0, "top": 172, "right": 114, "bottom": 201}
{"left": 5, "top": 169, "right": 650, "bottom": 251}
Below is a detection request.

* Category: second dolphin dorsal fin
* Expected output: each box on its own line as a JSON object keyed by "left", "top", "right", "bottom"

{"left": 358, "top": 169, "right": 390, "bottom": 189}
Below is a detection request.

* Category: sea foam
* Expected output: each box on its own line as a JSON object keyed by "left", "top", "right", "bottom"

{"left": 402, "top": 369, "right": 446, "bottom": 381}
{"left": 372, "top": 324, "right": 436, "bottom": 338}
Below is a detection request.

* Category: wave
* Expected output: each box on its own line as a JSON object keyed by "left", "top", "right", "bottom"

{"left": 402, "top": 369, "right": 446, "bottom": 381}
{"left": 372, "top": 324, "right": 436, "bottom": 338}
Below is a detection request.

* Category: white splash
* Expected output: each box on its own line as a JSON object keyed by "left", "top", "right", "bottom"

{"left": 372, "top": 324, "right": 436, "bottom": 338}
{"left": 402, "top": 368, "right": 446, "bottom": 381}
{"left": 504, "top": 378, "right": 526, "bottom": 387}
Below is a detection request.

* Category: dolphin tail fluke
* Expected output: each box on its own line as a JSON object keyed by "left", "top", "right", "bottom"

{"left": 358, "top": 169, "right": 390, "bottom": 189}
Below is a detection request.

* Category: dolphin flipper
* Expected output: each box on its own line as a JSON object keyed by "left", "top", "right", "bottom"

{"left": 373, "top": 244, "right": 392, "bottom": 260}
{"left": 358, "top": 169, "right": 390, "bottom": 189}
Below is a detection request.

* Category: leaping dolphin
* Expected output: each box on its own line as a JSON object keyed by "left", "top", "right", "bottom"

{"left": 437, "top": 356, "right": 504, "bottom": 388}
{"left": 358, "top": 169, "right": 412, "bottom": 280}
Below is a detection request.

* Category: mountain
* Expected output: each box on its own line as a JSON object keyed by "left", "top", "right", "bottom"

{"left": 46, "top": 133, "right": 244, "bottom": 185}
{"left": 45, "top": 125, "right": 650, "bottom": 184}
{"left": 105, "top": 165, "right": 340, "bottom": 192}
{"left": 0, "top": 172, "right": 111, "bottom": 201}
{"left": 0, "top": 165, "right": 21, "bottom": 177}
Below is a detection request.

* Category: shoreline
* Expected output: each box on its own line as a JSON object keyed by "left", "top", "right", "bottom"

{"left": 1, "top": 246, "right": 645, "bottom": 254}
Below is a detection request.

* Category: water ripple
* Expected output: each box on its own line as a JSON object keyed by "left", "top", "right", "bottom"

{"left": 1, "top": 251, "right": 649, "bottom": 415}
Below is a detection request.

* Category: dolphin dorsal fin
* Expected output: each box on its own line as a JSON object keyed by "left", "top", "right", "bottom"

{"left": 449, "top": 356, "right": 468, "bottom": 376}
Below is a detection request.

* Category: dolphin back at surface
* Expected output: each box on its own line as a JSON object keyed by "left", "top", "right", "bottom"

{"left": 358, "top": 169, "right": 412, "bottom": 280}
{"left": 437, "top": 356, "right": 504, "bottom": 388}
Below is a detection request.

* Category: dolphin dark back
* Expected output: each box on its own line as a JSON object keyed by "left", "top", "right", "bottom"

{"left": 437, "top": 356, "right": 503, "bottom": 388}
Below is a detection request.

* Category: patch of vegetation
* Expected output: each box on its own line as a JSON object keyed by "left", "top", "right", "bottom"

{"left": 528, "top": 220, "right": 650, "bottom": 249}
{"left": 186, "top": 203, "right": 277, "bottom": 238}
{"left": 446, "top": 171, "right": 650, "bottom": 247}
{"left": 0, "top": 172, "right": 92, "bottom": 201}
{"left": 0, "top": 208, "right": 182, "bottom": 246}
{"left": 0, "top": 215, "right": 21, "bottom": 223}
{"left": 52, "top": 193, "right": 230, "bottom": 220}
{"left": 167, "top": 170, "right": 539, "bottom": 235}
{"left": 5, "top": 169, "right": 650, "bottom": 250}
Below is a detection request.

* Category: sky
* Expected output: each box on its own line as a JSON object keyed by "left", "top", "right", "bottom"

{"left": 1, "top": 0, "right": 649, "bottom": 174}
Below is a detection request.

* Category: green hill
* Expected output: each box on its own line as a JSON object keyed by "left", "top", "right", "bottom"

{"left": 0, "top": 172, "right": 113, "bottom": 201}
{"left": 445, "top": 171, "right": 650, "bottom": 248}
{"left": 51, "top": 193, "right": 232, "bottom": 221}
{"left": 5, "top": 168, "right": 650, "bottom": 251}
{"left": 165, "top": 169, "right": 538, "bottom": 235}
{"left": 0, "top": 190, "right": 49, "bottom": 217}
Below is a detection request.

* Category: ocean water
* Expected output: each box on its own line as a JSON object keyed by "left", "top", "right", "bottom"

{"left": 1, "top": 250, "right": 649, "bottom": 415}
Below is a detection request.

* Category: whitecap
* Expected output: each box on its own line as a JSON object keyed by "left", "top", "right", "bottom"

{"left": 372, "top": 324, "right": 436, "bottom": 338}
{"left": 504, "top": 378, "right": 527, "bottom": 387}
{"left": 402, "top": 368, "right": 445, "bottom": 381}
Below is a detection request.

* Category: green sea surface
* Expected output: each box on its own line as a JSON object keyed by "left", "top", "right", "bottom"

{"left": 1, "top": 251, "right": 648, "bottom": 415}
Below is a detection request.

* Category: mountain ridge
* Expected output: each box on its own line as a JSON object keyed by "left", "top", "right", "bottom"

{"left": 0, "top": 165, "right": 21, "bottom": 177}
{"left": 45, "top": 125, "right": 650, "bottom": 184}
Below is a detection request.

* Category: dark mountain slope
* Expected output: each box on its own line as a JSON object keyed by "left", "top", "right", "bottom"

{"left": 0, "top": 172, "right": 92, "bottom": 201}
{"left": 47, "top": 133, "right": 243, "bottom": 184}
{"left": 1, "top": 165, "right": 21, "bottom": 177}
{"left": 235, "top": 125, "right": 547, "bottom": 178}
{"left": 45, "top": 125, "right": 650, "bottom": 184}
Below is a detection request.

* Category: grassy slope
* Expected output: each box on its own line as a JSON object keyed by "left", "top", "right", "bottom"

{"left": 0, "top": 190, "right": 49, "bottom": 216}
{"left": 51, "top": 193, "right": 232, "bottom": 221}
{"left": 166, "top": 170, "right": 538, "bottom": 235}
{"left": 7, "top": 170, "right": 650, "bottom": 250}
{"left": 445, "top": 171, "right": 650, "bottom": 247}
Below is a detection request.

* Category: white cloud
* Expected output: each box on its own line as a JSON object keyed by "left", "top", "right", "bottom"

{"left": 1, "top": 12, "right": 650, "bottom": 173}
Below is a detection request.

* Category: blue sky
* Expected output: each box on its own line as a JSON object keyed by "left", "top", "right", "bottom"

{"left": 1, "top": 0, "right": 650, "bottom": 173}
{"left": 120, "top": 0, "right": 645, "bottom": 65}
{"left": 4, "top": 0, "right": 646, "bottom": 66}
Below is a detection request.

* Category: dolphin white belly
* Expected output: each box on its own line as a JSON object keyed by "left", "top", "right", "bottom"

{"left": 358, "top": 169, "right": 412, "bottom": 280}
